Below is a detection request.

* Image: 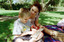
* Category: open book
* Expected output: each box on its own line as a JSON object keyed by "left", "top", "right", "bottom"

{"left": 31, "top": 28, "right": 44, "bottom": 38}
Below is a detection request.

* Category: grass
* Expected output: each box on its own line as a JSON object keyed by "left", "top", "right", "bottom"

{"left": 39, "top": 11, "right": 64, "bottom": 25}
{"left": 0, "top": 19, "right": 14, "bottom": 42}
{"left": 0, "top": 10, "right": 64, "bottom": 42}
{"left": 0, "top": 10, "right": 19, "bottom": 16}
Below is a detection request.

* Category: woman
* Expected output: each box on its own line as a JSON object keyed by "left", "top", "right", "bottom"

{"left": 29, "top": 1, "right": 64, "bottom": 42}
{"left": 29, "top": 1, "right": 44, "bottom": 42}
{"left": 29, "top": 1, "right": 42, "bottom": 26}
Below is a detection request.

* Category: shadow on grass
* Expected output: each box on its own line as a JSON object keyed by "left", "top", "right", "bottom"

{"left": 39, "top": 12, "right": 61, "bottom": 25}
{"left": 0, "top": 12, "right": 18, "bottom": 16}
{"left": 0, "top": 19, "right": 15, "bottom": 42}
{"left": 48, "top": 11, "right": 64, "bottom": 15}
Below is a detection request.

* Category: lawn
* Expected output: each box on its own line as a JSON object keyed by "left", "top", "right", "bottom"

{"left": 0, "top": 10, "right": 64, "bottom": 42}
{"left": 0, "top": 10, "right": 19, "bottom": 16}
{"left": 39, "top": 11, "right": 64, "bottom": 25}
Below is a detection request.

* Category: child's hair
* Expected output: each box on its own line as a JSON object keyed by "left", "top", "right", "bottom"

{"left": 19, "top": 8, "right": 30, "bottom": 18}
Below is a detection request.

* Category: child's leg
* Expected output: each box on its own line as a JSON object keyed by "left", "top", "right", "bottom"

{"left": 15, "top": 38, "right": 24, "bottom": 42}
{"left": 15, "top": 38, "right": 29, "bottom": 42}
{"left": 23, "top": 40, "right": 29, "bottom": 42}
{"left": 44, "top": 28, "right": 64, "bottom": 41}
{"left": 29, "top": 38, "right": 36, "bottom": 42}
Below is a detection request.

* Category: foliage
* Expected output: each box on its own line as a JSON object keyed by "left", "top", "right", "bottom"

{"left": 0, "top": 10, "right": 19, "bottom": 16}
{"left": 32, "top": 0, "right": 41, "bottom": 3}
{"left": 0, "top": 0, "right": 64, "bottom": 11}
{"left": 0, "top": 19, "right": 14, "bottom": 42}
{"left": 45, "top": 0, "right": 64, "bottom": 11}
{"left": 13, "top": 0, "right": 31, "bottom": 4}
{"left": 0, "top": 10, "right": 64, "bottom": 42}
{"left": 12, "top": 3, "right": 31, "bottom": 10}
{"left": 0, "top": 3, "right": 10, "bottom": 10}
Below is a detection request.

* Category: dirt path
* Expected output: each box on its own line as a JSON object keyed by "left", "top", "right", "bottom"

{"left": 0, "top": 15, "right": 18, "bottom": 22}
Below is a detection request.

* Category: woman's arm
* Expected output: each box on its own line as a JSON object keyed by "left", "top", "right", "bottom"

{"left": 35, "top": 19, "right": 44, "bottom": 28}
{"left": 44, "top": 27, "right": 58, "bottom": 36}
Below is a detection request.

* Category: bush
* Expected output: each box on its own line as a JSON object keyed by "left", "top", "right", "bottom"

{"left": 12, "top": 3, "right": 31, "bottom": 10}
{"left": 0, "top": 2, "right": 31, "bottom": 10}
{"left": 0, "top": 3, "right": 10, "bottom": 10}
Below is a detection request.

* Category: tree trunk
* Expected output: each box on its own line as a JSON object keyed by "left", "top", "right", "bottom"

{"left": 45, "top": 0, "right": 52, "bottom": 8}
{"left": 45, "top": 0, "right": 54, "bottom": 11}
{"left": 40, "top": 0, "right": 45, "bottom": 11}
{"left": 10, "top": 0, "right": 13, "bottom": 10}
{"left": 58, "top": 0, "right": 62, "bottom": 6}
{"left": 9, "top": 0, "right": 13, "bottom": 10}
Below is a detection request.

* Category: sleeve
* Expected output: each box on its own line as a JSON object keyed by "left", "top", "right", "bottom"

{"left": 13, "top": 21, "right": 22, "bottom": 35}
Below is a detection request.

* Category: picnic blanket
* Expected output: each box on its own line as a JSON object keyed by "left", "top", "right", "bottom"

{"left": 43, "top": 25, "right": 64, "bottom": 42}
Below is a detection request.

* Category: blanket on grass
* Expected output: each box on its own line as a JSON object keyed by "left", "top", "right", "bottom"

{"left": 43, "top": 25, "right": 64, "bottom": 42}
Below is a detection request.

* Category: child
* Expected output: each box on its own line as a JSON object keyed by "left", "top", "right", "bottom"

{"left": 13, "top": 8, "right": 31, "bottom": 42}
{"left": 57, "top": 18, "right": 64, "bottom": 29}
{"left": 13, "top": 8, "right": 44, "bottom": 42}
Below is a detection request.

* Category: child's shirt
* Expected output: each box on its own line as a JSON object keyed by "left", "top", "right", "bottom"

{"left": 57, "top": 19, "right": 64, "bottom": 26}
{"left": 13, "top": 18, "right": 31, "bottom": 38}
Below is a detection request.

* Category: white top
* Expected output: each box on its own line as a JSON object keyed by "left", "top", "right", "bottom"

{"left": 30, "top": 13, "right": 40, "bottom": 25}
{"left": 13, "top": 18, "right": 31, "bottom": 35}
{"left": 57, "top": 19, "right": 64, "bottom": 26}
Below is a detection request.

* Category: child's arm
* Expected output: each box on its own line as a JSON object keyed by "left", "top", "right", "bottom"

{"left": 21, "top": 29, "right": 37, "bottom": 37}
{"left": 13, "top": 31, "right": 32, "bottom": 39}
{"left": 13, "top": 32, "right": 32, "bottom": 38}
{"left": 13, "top": 31, "right": 34, "bottom": 38}
{"left": 20, "top": 31, "right": 34, "bottom": 37}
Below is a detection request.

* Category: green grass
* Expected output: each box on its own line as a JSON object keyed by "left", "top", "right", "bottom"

{"left": 0, "top": 19, "right": 15, "bottom": 42}
{"left": 0, "top": 10, "right": 64, "bottom": 42}
{"left": 39, "top": 11, "right": 64, "bottom": 25}
{"left": 0, "top": 10, "right": 19, "bottom": 42}
{"left": 0, "top": 10, "right": 19, "bottom": 16}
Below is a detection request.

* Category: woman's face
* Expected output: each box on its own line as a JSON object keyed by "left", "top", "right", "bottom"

{"left": 30, "top": 6, "right": 39, "bottom": 18}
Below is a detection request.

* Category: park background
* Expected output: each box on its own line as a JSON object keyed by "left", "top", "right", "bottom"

{"left": 0, "top": 0, "right": 64, "bottom": 42}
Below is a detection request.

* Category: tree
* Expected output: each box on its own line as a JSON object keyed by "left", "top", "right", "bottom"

{"left": 8, "top": 0, "right": 13, "bottom": 10}
{"left": 13, "top": 0, "right": 32, "bottom": 4}
{"left": 40, "top": 0, "right": 45, "bottom": 11}
{"left": 44, "top": 0, "right": 62, "bottom": 11}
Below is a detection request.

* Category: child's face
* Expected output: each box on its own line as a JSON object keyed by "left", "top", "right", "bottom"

{"left": 20, "top": 16, "right": 29, "bottom": 23}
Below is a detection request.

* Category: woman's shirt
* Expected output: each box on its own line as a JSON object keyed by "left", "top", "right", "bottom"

{"left": 30, "top": 13, "right": 40, "bottom": 25}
